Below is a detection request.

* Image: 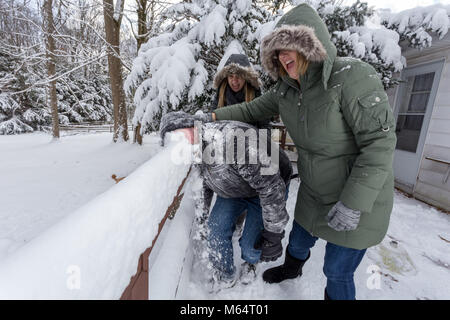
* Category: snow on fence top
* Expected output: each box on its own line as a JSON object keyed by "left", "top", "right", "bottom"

{"left": 0, "top": 134, "right": 192, "bottom": 299}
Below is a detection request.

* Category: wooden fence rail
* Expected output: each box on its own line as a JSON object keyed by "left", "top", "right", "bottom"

{"left": 60, "top": 124, "right": 133, "bottom": 133}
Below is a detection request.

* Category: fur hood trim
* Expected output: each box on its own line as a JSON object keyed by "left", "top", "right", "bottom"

{"left": 213, "top": 63, "right": 261, "bottom": 89}
{"left": 260, "top": 24, "right": 328, "bottom": 80}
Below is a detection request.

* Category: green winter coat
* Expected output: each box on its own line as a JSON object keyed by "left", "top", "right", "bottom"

{"left": 213, "top": 4, "right": 397, "bottom": 250}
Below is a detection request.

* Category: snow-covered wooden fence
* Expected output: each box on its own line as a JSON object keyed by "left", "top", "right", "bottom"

{"left": 60, "top": 123, "right": 133, "bottom": 133}
{"left": 120, "top": 166, "right": 191, "bottom": 300}
{"left": 0, "top": 134, "right": 193, "bottom": 299}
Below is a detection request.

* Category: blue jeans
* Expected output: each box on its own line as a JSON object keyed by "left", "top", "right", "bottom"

{"left": 207, "top": 195, "right": 264, "bottom": 278}
{"left": 288, "top": 220, "right": 366, "bottom": 300}
{"left": 207, "top": 186, "right": 290, "bottom": 278}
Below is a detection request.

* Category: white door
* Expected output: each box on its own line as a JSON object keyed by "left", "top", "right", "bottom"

{"left": 393, "top": 60, "right": 444, "bottom": 193}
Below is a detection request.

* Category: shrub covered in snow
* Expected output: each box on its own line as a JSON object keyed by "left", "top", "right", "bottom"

{"left": 0, "top": 46, "right": 113, "bottom": 135}
{"left": 0, "top": 48, "right": 49, "bottom": 135}
{"left": 0, "top": 1, "right": 114, "bottom": 135}
{"left": 56, "top": 74, "right": 113, "bottom": 125}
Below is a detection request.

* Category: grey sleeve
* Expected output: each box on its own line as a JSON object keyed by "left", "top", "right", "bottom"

{"left": 233, "top": 163, "right": 289, "bottom": 234}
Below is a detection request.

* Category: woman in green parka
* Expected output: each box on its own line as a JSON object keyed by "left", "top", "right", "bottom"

{"left": 210, "top": 4, "right": 397, "bottom": 300}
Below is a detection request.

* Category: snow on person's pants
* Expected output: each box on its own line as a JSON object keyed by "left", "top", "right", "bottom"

{"left": 207, "top": 195, "right": 263, "bottom": 278}
{"left": 288, "top": 221, "right": 366, "bottom": 300}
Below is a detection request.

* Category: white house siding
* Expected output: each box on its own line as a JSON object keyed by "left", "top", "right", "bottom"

{"left": 386, "top": 86, "right": 397, "bottom": 111}
{"left": 398, "top": 42, "right": 450, "bottom": 211}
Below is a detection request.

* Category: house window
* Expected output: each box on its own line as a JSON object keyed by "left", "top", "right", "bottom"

{"left": 396, "top": 72, "right": 435, "bottom": 153}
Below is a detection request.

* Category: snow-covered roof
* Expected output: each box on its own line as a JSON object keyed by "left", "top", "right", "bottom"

{"left": 380, "top": 4, "right": 450, "bottom": 49}
{"left": 382, "top": 5, "right": 449, "bottom": 35}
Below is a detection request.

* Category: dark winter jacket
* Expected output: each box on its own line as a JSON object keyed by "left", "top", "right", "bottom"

{"left": 213, "top": 4, "right": 397, "bottom": 249}
{"left": 198, "top": 120, "right": 293, "bottom": 234}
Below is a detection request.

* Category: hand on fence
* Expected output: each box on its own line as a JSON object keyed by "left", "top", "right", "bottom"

{"left": 174, "top": 128, "right": 195, "bottom": 144}
{"left": 160, "top": 111, "right": 212, "bottom": 146}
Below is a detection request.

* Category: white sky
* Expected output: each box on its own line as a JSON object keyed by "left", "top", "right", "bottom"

{"left": 342, "top": 0, "right": 450, "bottom": 13}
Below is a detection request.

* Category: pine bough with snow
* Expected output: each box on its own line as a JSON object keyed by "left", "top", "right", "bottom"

{"left": 0, "top": 1, "right": 114, "bottom": 135}
{"left": 0, "top": 46, "right": 113, "bottom": 134}
{"left": 0, "top": 47, "right": 113, "bottom": 135}
{"left": 380, "top": 3, "right": 450, "bottom": 49}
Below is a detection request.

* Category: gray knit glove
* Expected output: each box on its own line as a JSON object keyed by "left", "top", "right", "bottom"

{"left": 326, "top": 201, "right": 361, "bottom": 232}
{"left": 159, "top": 111, "right": 213, "bottom": 145}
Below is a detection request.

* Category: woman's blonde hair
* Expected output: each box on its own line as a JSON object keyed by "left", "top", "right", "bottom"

{"left": 217, "top": 80, "right": 255, "bottom": 108}
{"left": 278, "top": 51, "right": 309, "bottom": 78}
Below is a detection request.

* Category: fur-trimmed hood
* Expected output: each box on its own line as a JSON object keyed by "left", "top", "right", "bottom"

{"left": 261, "top": 25, "right": 327, "bottom": 79}
{"left": 213, "top": 54, "right": 261, "bottom": 89}
{"left": 260, "top": 4, "right": 337, "bottom": 88}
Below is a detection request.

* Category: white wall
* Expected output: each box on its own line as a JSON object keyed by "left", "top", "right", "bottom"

{"left": 398, "top": 43, "right": 450, "bottom": 211}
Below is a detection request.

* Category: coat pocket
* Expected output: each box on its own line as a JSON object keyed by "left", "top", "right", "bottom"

{"left": 357, "top": 91, "right": 395, "bottom": 132}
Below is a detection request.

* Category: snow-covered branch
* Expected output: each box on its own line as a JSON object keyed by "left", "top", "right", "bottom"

{"left": 380, "top": 4, "right": 450, "bottom": 49}
{"left": 9, "top": 52, "right": 108, "bottom": 96}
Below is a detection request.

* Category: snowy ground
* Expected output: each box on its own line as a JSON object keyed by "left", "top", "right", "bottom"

{"left": 179, "top": 179, "right": 450, "bottom": 300}
{"left": 1, "top": 132, "right": 449, "bottom": 299}
{"left": 0, "top": 131, "right": 161, "bottom": 261}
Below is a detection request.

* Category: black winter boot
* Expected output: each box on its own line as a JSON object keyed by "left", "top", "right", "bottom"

{"left": 262, "top": 249, "right": 310, "bottom": 284}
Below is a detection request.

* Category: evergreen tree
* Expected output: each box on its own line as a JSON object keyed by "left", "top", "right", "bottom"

{"left": 308, "top": 0, "right": 405, "bottom": 88}
{"left": 0, "top": 0, "right": 114, "bottom": 135}
{"left": 56, "top": 73, "right": 113, "bottom": 125}
{"left": 0, "top": 45, "right": 113, "bottom": 134}
{"left": 0, "top": 48, "right": 50, "bottom": 134}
